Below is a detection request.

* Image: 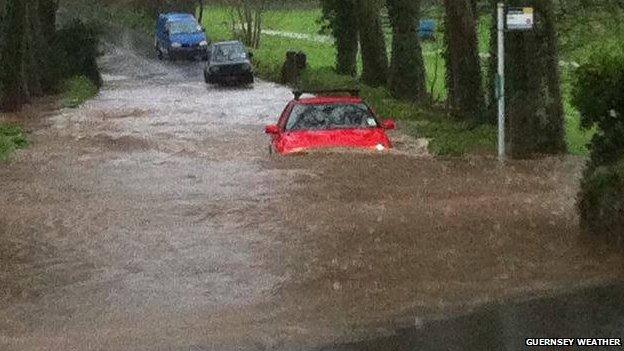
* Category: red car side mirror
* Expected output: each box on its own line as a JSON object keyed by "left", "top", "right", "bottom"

{"left": 265, "top": 125, "right": 280, "bottom": 134}
{"left": 381, "top": 119, "right": 396, "bottom": 130}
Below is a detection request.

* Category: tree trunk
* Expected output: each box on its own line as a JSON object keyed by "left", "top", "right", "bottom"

{"left": 153, "top": 0, "right": 196, "bottom": 16}
{"left": 357, "top": 0, "right": 388, "bottom": 87}
{"left": 36, "top": 0, "right": 57, "bottom": 92}
{"left": 38, "top": 0, "right": 57, "bottom": 41}
{"left": 321, "top": 0, "right": 359, "bottom": 76}
{"left": 24, "top": 0, "right": 43, "bottom": 97}
{"left": 0, "top": 0, "right": 6, "bottom": 19}
{"left": 443, "top": 0, "right": 485, "bottom": 120}
{"left": 387, "top": 0, "right": 428, "bottom": 102}
{"left": 197, "top": 0, "right": 204, "bottom": 22}
{"left": 253, "top": 6, "right": 262, "bottom": 48}
{"left": 503, "top": 0, "right": 566, "bottom": 158}
{"left": 0, "top": 0, "right": 29, "bottom": 111}
{"left": 230, "top": 0, "right": 263, "bottom": 49}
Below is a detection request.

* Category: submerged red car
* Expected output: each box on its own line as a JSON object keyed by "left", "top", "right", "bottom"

{"left": 265, "top": 90, "right": 396, "bottom": 155}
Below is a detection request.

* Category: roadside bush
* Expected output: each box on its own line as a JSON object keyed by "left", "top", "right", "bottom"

{"left": 578, "top": 161, "right": 624, "bottom": 245}
{"left": 572, "top": 44, "right": 624, "bottom": 245}
{"left": 572, "top": 45, "right": 624, "bottom": 169}
{"left": 0, "top": 124, "right": 28, "bottom": 161}
{"left": 61, "top": 76, "right": 99, "bottom": 108}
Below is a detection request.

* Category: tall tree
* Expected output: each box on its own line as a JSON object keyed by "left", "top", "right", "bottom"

{"left": 501, "top": 0, "right": 566, "bottom": 157}
{"left": 226, "top": 0, "right": 266, "bottom": 49}
{"left": 443, "top": 0, "right": 485, "bottom": 120}
{"left": 36, "top": 0, "right": 58, "bottom": 92}
{"left": 321, "top": 0, "right": 359, "bottom": 76}
{"left": 0, "top": 0, "right": 29, "bottom": 111}
{"left": 1, "top": 0, "right": 101, "bottom": 111}
{"left": 38, "top": 0, "right": 58, "bottom": 41}
{"left": 0, "top": 0, "right": 6, "bottom": 21}
{"left": 357, "top": 0, "right": 388, "bottom": 87}
{"left": 386, "top": 0, "right": 428, "bottom": 102}
{"left": 197, "top": 0, "right": 204, "bottom": 23}
{"left": 23, "top": 0, "right": 43, "bottom": 97}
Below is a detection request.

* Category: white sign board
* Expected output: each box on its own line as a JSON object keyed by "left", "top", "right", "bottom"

{"left": 507, "top": 7, "right": 534, "bottom": 31}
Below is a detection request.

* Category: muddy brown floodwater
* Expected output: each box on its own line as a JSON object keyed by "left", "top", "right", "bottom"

{"left": 1, "top": 40, "right": 623, "bottom": 351}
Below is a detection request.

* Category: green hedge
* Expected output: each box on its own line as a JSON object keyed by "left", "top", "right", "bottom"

{"left": 578, "top": 161, "right": 624, "bottom": 245}
{"left": 572, "top": 44, "right": 624, "bottom": 245}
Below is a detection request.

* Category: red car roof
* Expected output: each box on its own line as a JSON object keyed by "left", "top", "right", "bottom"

{"left": 295, "top": 96, "right": 363, "bottom": 105}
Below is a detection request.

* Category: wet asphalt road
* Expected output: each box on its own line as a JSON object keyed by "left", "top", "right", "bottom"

{"left": 1, "top": 37, "right": 624, "bottom": 351}
{"left": 328, "top": 283, "right": 624, "bottom": 351}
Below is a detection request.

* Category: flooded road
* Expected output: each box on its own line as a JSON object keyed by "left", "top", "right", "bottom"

{"left": 1, "top": 37, "right": 623, "bottom": 350}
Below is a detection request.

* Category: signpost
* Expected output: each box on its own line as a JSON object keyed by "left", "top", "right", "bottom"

{"left": 506, "top": 7, "right": 534, "bottom": 31}
{"left": 497, "top": 3, "right": 505, "bottom": 162}
{"left": 497, "top": 3, "right": 534, "bottom": 162}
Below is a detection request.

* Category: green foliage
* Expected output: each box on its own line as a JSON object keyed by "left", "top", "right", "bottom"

{"left": 265, "top": 7, "right": 323, "bottom": 34}
{"left": 578, "top": 161, "right": 624, "bottom": 245}
{"left": 0, "top": 124, "right": 28, "bottom": 161}
{"left": 408, "top": 119, "right": 496, "bottom": 156}
{"left": 250, "top": 35, "right": 339, "bottom": 82}
{"left": 561, "top": 69, "right": 593, "bottom": 155}
{"left": 61, "top": 76, "right": 99, "bottom": 108}
{"left": 572, "top": 44, "right": 624, "bottom": 168}
{"left": 572, "top": 45, "right": 624, "bottom": 245}
{"left": 556, "top": 0, "right": 624, "bottom": 62}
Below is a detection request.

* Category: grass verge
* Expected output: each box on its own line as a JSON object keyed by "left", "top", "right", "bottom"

{"left": 0, "top": 124, "right": 28, "bottom": 161}
{"left": 61, "top": 76, "right": 99, "bottom": 109}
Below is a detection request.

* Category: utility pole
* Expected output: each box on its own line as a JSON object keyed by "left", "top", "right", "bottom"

{"left": 497, "top": 2, "right": 506, "bottom": 162}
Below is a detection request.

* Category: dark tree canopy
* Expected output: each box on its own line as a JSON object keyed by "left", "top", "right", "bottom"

{"left": 0, "top": 0, "right": 29, "bottom": 111}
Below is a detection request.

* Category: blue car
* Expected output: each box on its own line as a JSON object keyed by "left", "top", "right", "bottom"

{"left": 419, "top": 19, "right": 437, "bottom": 41}
{"left": 155, "top": 13, "right": 210, "bottom": 61}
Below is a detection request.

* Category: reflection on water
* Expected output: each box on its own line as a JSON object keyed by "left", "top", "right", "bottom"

{"left": 325, "top": 284, "right": 624, "bottom": 351}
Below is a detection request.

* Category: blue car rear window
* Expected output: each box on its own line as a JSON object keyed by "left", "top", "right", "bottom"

{"left": 168, "top": 21, "right": 200, "bottom": 35}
